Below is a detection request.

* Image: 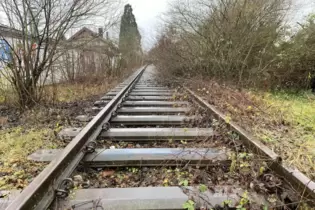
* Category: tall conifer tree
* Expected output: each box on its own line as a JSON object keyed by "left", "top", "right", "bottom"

{"left": 119, "top": 4, "right": 142, "bottom": 65}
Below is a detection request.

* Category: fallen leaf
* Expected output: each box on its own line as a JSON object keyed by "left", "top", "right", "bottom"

{"left": 101, "top": 170, "right": 115, "bottom": 178}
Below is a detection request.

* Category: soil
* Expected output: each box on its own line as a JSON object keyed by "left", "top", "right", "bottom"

{"left": 71, "top": 109, "right": 301, "bottom": 209}
{"left": 0, "top": 78, "right": 306, "bottom": 209}
{"left": 0, "top": 95, "right": 99, "bottom": 129}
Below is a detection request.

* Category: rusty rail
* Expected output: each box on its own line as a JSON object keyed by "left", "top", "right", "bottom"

{"left": 185, "top": 87, "right": 315, "bottom": 204}
{"left": 5, "top": 67, "right": 146, "bottom": 210}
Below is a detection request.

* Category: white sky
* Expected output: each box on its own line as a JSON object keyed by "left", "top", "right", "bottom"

{"left": 127, "top": 0, "right": 168, "bottom": 50}
{"left": 1, "top": 0, "right": 314, "bottom": 50}
{"left": 290, "top": 0, "right": 315, "bottom": 23}
{"left": 128, "top": 0, "right": 315, "bottom": 50}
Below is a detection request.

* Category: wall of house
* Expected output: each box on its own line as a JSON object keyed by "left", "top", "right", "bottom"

{"left": 0, "top": 32, "right": 120, "bottom": 87}
{"left": 0, "top": 35, "right": 18, "bottom": 89}
{"left": 59, "top": 48, "right": 120, "bottom": 82}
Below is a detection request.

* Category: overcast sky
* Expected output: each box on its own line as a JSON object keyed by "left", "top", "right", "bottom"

{"left": 127, "top": 0, "right": 168, "bottom": 50}
{"left": 1, "top": 0, "right": 314, "bottom": 50}
{"left": 128, "top": 0, "right": 315, "bottom": 50}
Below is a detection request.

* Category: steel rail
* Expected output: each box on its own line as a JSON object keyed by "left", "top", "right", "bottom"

{"left": 185, "top": 87, "right": 315, "bottom": 204}
{"left": 5, "top": 67, "right": 146, "bottom": 210}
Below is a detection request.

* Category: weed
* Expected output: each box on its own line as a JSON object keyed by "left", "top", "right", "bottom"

{"left": 180, "top": 140, "right": 187, "bottom": 145}
{"left": 236, "top": 191, "right": 249, "bottom": 210}
{"left": 259, "top": 166, "right": 266, "bottom": 176}
{"left": 183, "top": 200, "right": 195, "bottom": 210}
{"left": 199, "top": 184, "right": 207, "bottom": 192}
{"left": 163, "top": 178, "right": 169, "bottom": 186}
{"left": 225, "top": 115, "right": 232, "bottom": 124}
{"left": 229, "top": 153, "right": 237, "bottom": 173}
{"left": 223, "top": 199, "right": 232, "bottom": 206}
{"left": 179, "top": 179, "right": 189, "bottom": 186}
{"left": 128, "top": 168, "right": 138, "bottom": 173}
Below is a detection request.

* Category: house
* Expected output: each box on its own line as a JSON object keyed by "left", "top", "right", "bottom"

{"left": 64, "top": 27, "right": 120, "bottom": 81}
{"left": 0, "top": 24, "right": 120, "bottom": 84}
{"left": 0, "top": 24, "right": 21, "bottom": 87}
{"left": 0, "top": 24, "right": 61, "bottom": 85}
{"left": 0, "top": 24, "right": 19, "bottom": 68}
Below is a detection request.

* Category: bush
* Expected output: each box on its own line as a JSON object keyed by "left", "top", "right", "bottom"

{"left": 274, "top": 15, "right": 315, "bottom": 89}
{"left": 150, "top": 0, "right": 314, "bottom": 90}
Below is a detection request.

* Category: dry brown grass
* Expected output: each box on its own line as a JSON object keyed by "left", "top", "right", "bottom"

{"left": 181, "top": 77, "right": 315, "bottom": 180}
{"left": 44, "top": 79, "right": 119, "bottom": 103}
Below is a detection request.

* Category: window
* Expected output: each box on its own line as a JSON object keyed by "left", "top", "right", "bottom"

{"left": 0, "top": 39, "right": 12, "bottom": 62}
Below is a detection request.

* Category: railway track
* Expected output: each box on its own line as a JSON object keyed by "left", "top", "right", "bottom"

{"left": 1, "top": 65, "right": 315, "bottom": 209}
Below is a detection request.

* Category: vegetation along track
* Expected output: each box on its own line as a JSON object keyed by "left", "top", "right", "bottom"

{"left": 1, "top": 65, "right": 315, "bottom": 210}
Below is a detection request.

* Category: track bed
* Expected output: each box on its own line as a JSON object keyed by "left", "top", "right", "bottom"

{"left": 3, "top": 66, "right": 314, "bottom": 210}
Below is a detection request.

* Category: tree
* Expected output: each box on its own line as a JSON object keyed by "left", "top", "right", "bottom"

{"left": 151, "top": 0, "right": 290, "bottom": 88}
{"left": 0, "top": 0, "right": 121, "bottom": 109}
{"left": 119, "top": 4, "right": 142, "bottom": 66}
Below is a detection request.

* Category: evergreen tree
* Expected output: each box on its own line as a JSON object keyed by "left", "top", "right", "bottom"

{"left": 119, "top": 4, "right": 142, "bottom": 65}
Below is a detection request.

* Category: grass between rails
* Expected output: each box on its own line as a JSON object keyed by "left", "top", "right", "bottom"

{"left": 186, "top": 79, "right": 315, "bottom": 180}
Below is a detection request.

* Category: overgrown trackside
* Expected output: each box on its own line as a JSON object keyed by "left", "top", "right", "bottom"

{"left": 149, "top": 0, "right": 315, "bottom": 186}
{"left": 184, "top": 78, "right": 315, "bottom": 180}
{"left": 0, "top": 76, "right": 123, "bottom": 190}
{"left": 0, "top": 128, "right": 59, "bottom": 190}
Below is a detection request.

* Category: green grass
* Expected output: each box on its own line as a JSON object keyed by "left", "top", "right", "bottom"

{"left": 0, "top": 127, "right": 51, "bottom": 163}
{"left": 0, "top": 127, "right": 60, "bottom": 190}
{"left": 254, "top": 90, "right": 315, "bottom": 177}
{"left": 262, "top": 90, "right": 315, "bottom": 131}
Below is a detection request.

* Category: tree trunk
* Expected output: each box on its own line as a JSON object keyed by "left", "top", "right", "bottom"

{"left": 13, "top": 77, "right": 38, "bottom": 109}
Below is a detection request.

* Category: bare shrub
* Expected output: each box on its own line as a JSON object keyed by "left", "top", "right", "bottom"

{"left": 0, "top": 0, "right": 122, "bottom": 109}
{"left": 274, "top": 15, "right": 315, "bottom": 89}
{"left": 151, "top": 0, "right": 292, "bottom": 88}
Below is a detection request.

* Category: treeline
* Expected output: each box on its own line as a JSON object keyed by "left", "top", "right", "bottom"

{"left": 150, "top": 0, "right": 315, "bottom": 89}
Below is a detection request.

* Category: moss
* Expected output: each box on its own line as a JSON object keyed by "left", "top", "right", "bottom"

{"left": 0, "top": 127, "right": 59, "bottom": 190}
{"left": 0, "top": 128, "right": 45, "bottom": 162}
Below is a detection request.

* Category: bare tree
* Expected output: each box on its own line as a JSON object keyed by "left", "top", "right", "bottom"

{"left": 0, "top": 0, "right": 122, "bottom": 108}
{"left": 152, "top": 0, "right": 291, "bottom": 88}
